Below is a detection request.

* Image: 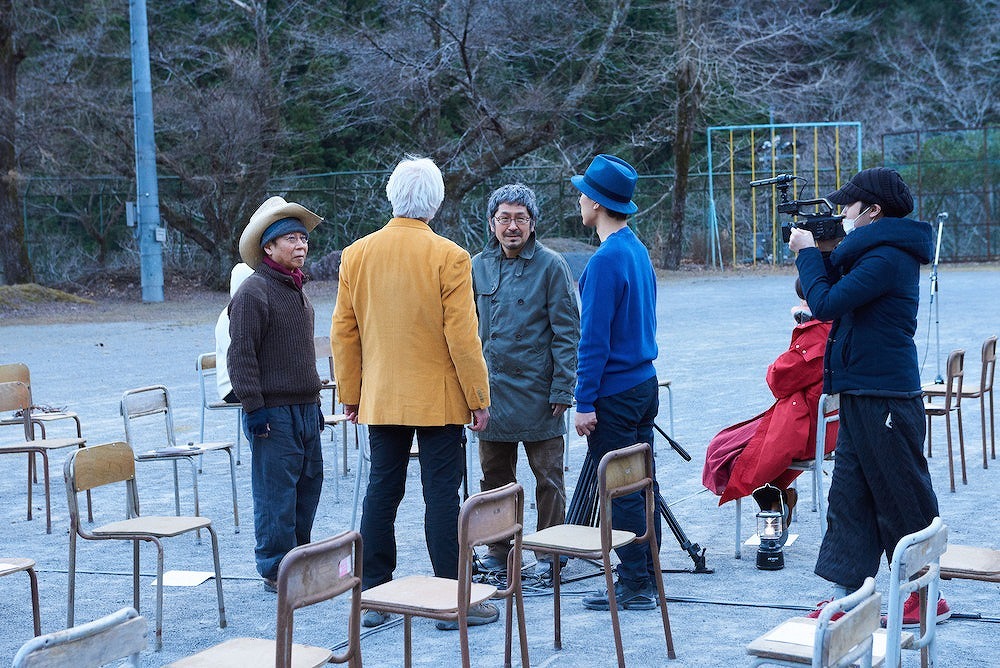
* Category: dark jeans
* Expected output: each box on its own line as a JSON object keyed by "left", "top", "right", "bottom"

{"left": 244, "top": 402, "right": 324, "bottom": 580}
{"left": 361, "top": 424, "right": 465, "bottom": 590}
{"left": 816, "top": 394, "right": 939, "bottom": 589}
{"left": 479, "top": 435, "right": 566, "bottom": 557}
{"left": 588, "top": 376, "right": 662, "bottom": 589}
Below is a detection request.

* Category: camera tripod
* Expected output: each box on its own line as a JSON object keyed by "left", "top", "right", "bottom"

{"left": 565, "top": 423, "right": 712, "bottom": 574}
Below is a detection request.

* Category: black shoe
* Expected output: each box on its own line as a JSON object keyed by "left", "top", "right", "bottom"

{"left": 262, "top": 577, "right": 277, "bottom": 593}
{"left": 534, "top": 556, "right": 569, "bottom": 583}
{"left": 582, "top": 581, "right": 658, "bottom": 611}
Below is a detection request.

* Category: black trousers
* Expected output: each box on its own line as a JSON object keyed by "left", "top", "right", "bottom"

{"left": 815, "top": 394, "right": 939, "bottom": 589}
{"left": 360, "top": 424, "right": 465, "bottom": 590}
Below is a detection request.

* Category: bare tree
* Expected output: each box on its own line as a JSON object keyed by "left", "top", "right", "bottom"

{"left": 870, "top": 0, "right": 999, "bottom": 133}
{"left": 0, "top": 0, "right": 34, "bottom": 284}
{"left": 301, "top": 0, "right": 635, "bottom": 239}
{"left": 639, "top": 0, "right": 868, "bottom": 268}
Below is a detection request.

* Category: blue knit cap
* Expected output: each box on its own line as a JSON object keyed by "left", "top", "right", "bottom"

{"left": 260, "top": 217, "right": 308, "bottom": 248}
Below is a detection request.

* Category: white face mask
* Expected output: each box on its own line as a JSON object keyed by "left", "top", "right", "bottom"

{"left": 842, "top": 205, "right": 872, "bottom": 235}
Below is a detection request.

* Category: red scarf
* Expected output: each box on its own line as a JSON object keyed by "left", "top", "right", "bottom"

{"left": 263, "top": 257, "right": 304, "bottom": 290}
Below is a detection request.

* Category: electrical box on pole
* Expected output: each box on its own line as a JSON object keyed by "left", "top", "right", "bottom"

{"left": 129, "top": 0, "right": 164, "bottom": 302}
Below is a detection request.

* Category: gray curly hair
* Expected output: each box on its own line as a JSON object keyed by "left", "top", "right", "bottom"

{"left": 487, "top": 183, "right": 539, "bottom": 222}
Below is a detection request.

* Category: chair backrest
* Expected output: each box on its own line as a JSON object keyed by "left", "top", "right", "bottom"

{"left": 816, "top": 393, "right": 840, "bottom": 460}
{"left": 0, "top": 362, "right": 30, "bottom": 385}
{"left": 12, "top": 606, "right": 146, "bottom": 667}
{"left": 275, "top": 530, "right": 363, "bottom": 667}
{"left": 941, "top": 349, "right": 965, "bottom": 409}
{"left": 0, "top": 380, "right": 31, "bottom": 415}
{"left": 314, "top": 335, "right": 335, "bottom": 383}
{"left": 812, "top": 577, "right": 880, "bottom": 668}
{"left": 598, "top": 443, "right": 655, "bottom": 542}
{"left": 0, "top": 381, "right": 35, "bottom": 440}
{"left": 980, "top": 335, "right": 996, "bottom": 393}
{"left": 460, "top": 482, "right": 525, "bottom": 554}
{"left": 64, "top": 442, "right": 140, "bottom": 531}
{"left": 196, "top": 353, "right": 217, "bottom": 407}
{"left": 884, "top": 517, "right": 948, "bottom": 668}
{"left": 121, "top": 385, "right": 177, "bottom": 449}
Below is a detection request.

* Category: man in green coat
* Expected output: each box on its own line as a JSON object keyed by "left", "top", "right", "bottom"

{"left": 471, "top": 183, "right": 580, "bottom": 579}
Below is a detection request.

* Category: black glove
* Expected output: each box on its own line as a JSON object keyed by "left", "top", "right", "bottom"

{"left": 246, "top": 408, "right": 270, "bottom": 438}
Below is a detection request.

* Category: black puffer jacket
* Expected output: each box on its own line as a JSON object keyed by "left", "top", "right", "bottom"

{"left": 796, "top": 217, "right": 933, "bottom": 397}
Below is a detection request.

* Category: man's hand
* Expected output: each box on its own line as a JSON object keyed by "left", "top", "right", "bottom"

{"left": 788, "top": 227, "right": 816, "bottom": 253}
{"left": 575, "top": 411, "right": 597, "bottom": 436}
{"left": 246, "top": 407, "right": 270, "bottom": 438}
{"left": 344, "top": 403, "right": 359, "bottom": 424}
{"left": 551, "top": 403, "right": 570, "bottom": 418}
{"left": 469, "top": 407, "right": 490, "bottom": 432}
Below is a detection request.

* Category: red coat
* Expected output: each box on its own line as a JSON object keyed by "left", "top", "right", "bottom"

{"left": 702, "top": 319, "right": 836, "bottom": 504}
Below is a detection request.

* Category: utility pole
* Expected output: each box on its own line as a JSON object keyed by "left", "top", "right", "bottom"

{"left": 129, "top": 0, "right": 164, "bottom": 302}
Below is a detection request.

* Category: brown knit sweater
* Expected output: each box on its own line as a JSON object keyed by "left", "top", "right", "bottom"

{"left": 228, "top": 263, "right": 322, "bottom": 414}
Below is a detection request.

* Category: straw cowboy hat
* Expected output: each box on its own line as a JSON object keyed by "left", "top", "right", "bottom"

{"left": 239, "top": 196, "right": 323, "bottom": 268}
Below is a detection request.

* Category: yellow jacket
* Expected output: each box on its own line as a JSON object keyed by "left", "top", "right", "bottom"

{"left": 331, "top": 217, "right": 490, "bottom": 425}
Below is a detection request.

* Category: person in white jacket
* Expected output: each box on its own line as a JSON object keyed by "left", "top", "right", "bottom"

{"left": 215, "top": 262, "right": 254, "bottom": 402}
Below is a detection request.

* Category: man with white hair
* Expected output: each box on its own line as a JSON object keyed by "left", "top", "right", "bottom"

{"left": 331, "top": 155, "right": 495, "bottom": 630}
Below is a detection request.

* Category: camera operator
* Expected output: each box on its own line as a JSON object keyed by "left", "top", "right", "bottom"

{"left": 788, "top": 167, "right": 949, "bottom": 625}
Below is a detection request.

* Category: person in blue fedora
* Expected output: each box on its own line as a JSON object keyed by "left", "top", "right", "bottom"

{"left": 571, "top": 154, "right": 663, "bottom": 611}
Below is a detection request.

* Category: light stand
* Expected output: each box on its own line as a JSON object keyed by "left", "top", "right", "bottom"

{"left": 929, "top": 212, "right": 947, "bottom": 383}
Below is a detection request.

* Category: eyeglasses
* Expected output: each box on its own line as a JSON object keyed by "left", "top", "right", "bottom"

{"left": 493, "top": 215, "right": 532, "bottom": 227}
{"left": 280, "top": 233, "right": 309, "bottom": 245}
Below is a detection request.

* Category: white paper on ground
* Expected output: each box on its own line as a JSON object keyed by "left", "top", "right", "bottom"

{"left": 150, "top": 570, "right": 214, "bottom": 587}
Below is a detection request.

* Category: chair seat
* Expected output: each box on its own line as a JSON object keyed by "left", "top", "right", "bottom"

{"left": 522, "top": 524, "right": 635, "bottom": 555}
{"left": 922, "top": 403, "right": 951, "bottom": 416}
{"left": 747, "top": 617, "right": 912, "bottom": 667}
{"left": 0, "top": 557, "right": 35, "bottom": 577}
{"left": 323, "top": 413, "right": 348, "bottom": 426}
{"left": 939, "top": 544, "right": 1000, "bottom": 581}
{"left": 361, "top": 575, "right": 496, "bottom": 615}
{"left": 93, "top": 515, "right": 212, "bottom": 537}
{"left": 0, "top": 410, "right": 79, "bottom": 424}
{"left": 205, "top": 401, "right": 240, "bottom": 410}
{"left": 0, "top": 436, "right": 85, "bottom": 452}
{"left": 136, "top": 441, "right": 234, "bottom": 459}
{"left": 921, "top": 381, "right": 948, "bottom": 397}
{"left": 165, "top": 637, "right": 333, "bottom": 668}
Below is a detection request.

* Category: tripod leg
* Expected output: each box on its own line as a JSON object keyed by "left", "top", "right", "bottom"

{"left": 656, "top": 492, "right": 712, "bottom": 573}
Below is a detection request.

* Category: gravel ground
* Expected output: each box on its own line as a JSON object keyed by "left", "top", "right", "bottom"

{"left": 1, "top": 264, "right": 997, "bottom": 667}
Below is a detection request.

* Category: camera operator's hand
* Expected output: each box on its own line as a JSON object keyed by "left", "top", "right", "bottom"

{"left": 788, "top": 227, "right": 816, "bottom": 253}
{"left": 817, "top": 238, "right": 841, "bottom": 253}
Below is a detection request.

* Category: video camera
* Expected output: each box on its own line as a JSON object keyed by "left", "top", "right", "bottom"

{"left": 749, "top": 174, "right": 845, "bottom": 243}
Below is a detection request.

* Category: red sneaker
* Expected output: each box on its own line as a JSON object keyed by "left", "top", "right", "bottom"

{"left": 881, "top": 592, "right": 952, "bottom": 628}
{"left": 805, "top": 599, "right": 844, "bottom": 622}
{"left": 901, "top": 592, "right": 951, "bottom": 628}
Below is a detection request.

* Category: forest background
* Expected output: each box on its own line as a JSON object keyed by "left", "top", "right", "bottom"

{"left": 0, "top": 0, "right": 997, "bottom": 289}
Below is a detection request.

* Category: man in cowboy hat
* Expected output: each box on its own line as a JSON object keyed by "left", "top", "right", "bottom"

{"left": 331, "top": 155, "right": 495, "bottom": 630}
{"left": 570, "top": 154, "right": 663, "bottom": 612}
{"left": 789, "top": 168, "right": 949, "bottom": 625}
{"left": 228, "top": 196, "right": 326, "bottom": 592}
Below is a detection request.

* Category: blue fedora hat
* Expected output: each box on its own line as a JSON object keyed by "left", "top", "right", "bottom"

{"left": 571, "top": 154, "right": 639, "bottom": 215}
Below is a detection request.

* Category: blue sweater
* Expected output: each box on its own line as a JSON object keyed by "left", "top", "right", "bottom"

{"left": 575, "top": 226, "right": 658, "bottom": 412}
{"left": 796, "top": 217, "right": 932, "bottom": 397}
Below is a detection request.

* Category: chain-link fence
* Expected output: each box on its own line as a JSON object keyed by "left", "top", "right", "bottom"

{"left": 17, "top": 130, "right": 999, "bottom": 285}
{"left": 883, "top": 126, "right": 999, "bottom": 262}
